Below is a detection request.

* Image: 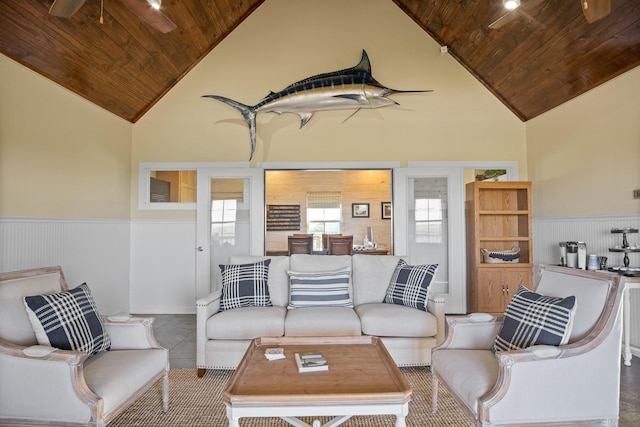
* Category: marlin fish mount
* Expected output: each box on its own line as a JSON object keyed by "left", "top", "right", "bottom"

{"left": 203, "top": 50, "right": 432, "bottom": 160}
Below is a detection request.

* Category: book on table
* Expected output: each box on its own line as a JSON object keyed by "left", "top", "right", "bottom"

{"left": 264, "top": 347, "right": 285, "bottom": 361}
{"left": 294, "top": 352, "right": 329, "bottom": 372}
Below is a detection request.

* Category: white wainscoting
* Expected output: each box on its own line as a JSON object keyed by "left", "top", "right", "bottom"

{"left": 0, "top": 217, "right": 130, "bottom": 315}
{"left": 130, "top": 219, "right": 197, "bottom": 314}
{"left": 533, "top": 215, "right": 640, "bottom": 358}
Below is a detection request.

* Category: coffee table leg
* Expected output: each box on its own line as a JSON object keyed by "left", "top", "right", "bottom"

{"left": 227, "top": 417, "right": 240, "bottom": 427}
{"left": 395, "top": 415, "right": 407, "bottom": 427}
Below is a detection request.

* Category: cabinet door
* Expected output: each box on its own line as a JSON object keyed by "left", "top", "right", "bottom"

{"left": 477, "top": 269, "right": 509, "bottom": 314}
{"left": 504, "top": 269, "right": 532, "bottom": 301}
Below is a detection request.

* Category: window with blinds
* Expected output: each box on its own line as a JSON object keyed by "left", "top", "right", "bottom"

{"left": 307, "top": 192, "right": 342, "bottom": 245}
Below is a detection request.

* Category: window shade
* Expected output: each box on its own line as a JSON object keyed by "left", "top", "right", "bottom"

{"left": 306, "top": 192, "right": 342, "bottom": 209}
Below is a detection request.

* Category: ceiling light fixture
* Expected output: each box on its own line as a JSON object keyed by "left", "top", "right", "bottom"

{"left": 503, "top": 0, "right": 521, "bottom": 10}
{"left": 148, "top": 0, "right": 161, "bottom": 10}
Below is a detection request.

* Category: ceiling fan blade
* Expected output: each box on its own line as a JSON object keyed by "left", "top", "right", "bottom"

{"left": 49, "top": 0, "right": 87, "bottom": 18}
{"left": 120, "top": 0, "right": 177, "bottom": 33}
{"left": 581, "top": 0, "right": 611, "bottom": 23}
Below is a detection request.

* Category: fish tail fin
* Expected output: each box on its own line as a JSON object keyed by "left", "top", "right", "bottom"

{"left": 202, "top": 95, "right": 257, "bottom": 160}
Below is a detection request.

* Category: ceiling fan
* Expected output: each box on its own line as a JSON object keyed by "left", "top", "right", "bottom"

{"left": 488, "top": 0, "right": 611, "bottom": 29}
{"left": 48, "top": 0, "right": 177, "bottom": 33}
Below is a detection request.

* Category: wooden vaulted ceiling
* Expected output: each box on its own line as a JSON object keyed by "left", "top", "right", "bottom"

{"left": 1, "top": 0, "right": 639, "bottom": 123}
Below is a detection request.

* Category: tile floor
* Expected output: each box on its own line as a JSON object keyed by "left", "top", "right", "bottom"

{"left": 149, "top": 314, "right": 640, "bottom": 425}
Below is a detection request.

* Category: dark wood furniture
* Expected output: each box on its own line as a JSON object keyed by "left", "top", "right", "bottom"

{"left": 288, "top": 235, "right": 313, "bottom": 255}
{"left": 327, "top": 235, "right": 354, "bottom": 255}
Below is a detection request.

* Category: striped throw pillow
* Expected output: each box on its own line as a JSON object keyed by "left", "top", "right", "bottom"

{"left": 287, "top": 269, "right": 353, "bottom": 309}
{"left": 493, "top": 285, "right": 576, "bottom": 352}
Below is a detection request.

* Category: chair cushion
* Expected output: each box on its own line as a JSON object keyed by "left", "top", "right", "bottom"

{"left": 356, "top": 303, "right": 437, "bottom": 337}
{"left": 493, "top": 285, "right": 577, "bottom": 352}
{"left": 432, "top": 349, "right": 499, "bottom": 415}
{"left": 285, "top": 307, "right": 361, "bottom": 336}
{"left": 23, "top": 283, "right": 111, "bottom": 356}
{"left": 219, "top": 259, "right": 272, "bottom": 311}
{"left": 287, "top": 269, "right": 353, "bottom": 308}
{"left": 206, "top": 306, "right": 286, "bottom": 340}
{"left": 383, "top": 260, "right": 438, "bottom": 311}
{"left": 83, "top": 348, "right": 168, "bottom": 415}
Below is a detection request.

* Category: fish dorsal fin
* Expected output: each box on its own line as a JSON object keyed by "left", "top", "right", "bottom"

{"left": 281, "top": 49, "right": 374, "bottom": 91}
{"left": 354, "top": 50, "right": 371, "bottom": 74}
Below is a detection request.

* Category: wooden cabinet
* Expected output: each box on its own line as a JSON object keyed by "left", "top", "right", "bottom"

{"left": 466, "top": 181, "right": 533, "bottom": 314}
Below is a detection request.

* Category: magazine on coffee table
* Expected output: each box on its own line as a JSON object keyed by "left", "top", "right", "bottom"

{"left": 294, "top": 352, "right": 329, "bottom": 372}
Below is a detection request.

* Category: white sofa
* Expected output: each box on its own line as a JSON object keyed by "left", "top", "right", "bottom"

{"left": 196, "top": 254, "right": 446, "bottom": 374}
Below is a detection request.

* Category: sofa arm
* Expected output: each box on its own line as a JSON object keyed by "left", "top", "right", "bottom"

{"left": 434, "top": 313, "right": 503, "bottom": 350}
{"left": 427, "top": 295, "right": 446, "bottom": 345}
{"left": 196, "top": 290, "right": 222, "bottom": 316}
{"left": 0, "top": 340, "right": 99, "bottom": 424}
{"left": 196, "top": 290, "right": 222, "bottom": 366}
{"left": 103, "top": 316, "right": 163, "bottom": 350}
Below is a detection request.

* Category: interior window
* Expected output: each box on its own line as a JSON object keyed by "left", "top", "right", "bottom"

{"left": 265, "top": 169, "right": 392, "bottom": 255}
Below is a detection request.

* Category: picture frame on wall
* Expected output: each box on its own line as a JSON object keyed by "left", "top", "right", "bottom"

{"left": 352, "top": 203, "right": 370, "bottom": 218}
{"left": 381, "top": 202, "right": 392, "bottom": 219}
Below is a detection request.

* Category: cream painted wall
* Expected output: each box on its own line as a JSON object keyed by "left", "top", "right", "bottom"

{"left": 131, "top": 0, "right": 527, "bottom": 218}
{"left": 527, "top": 66, "right": 640, "bottom": 218}
{"left": 0, "top": 56, "right": 132, "bottom": 219}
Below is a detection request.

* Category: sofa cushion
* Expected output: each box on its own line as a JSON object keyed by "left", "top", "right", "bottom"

{"left": 493, "top": 285, "right": 577, "bottom": 352}
{"left": 219, "top": 259, "right": 272, "bottom": 311}
{"left": 352, "top": 255, "right": 406, "bottom": 306}
{"left": 206, "top": 306, "right": 286, "bottom": 340}
{"left": 356, "top": 303, "right": 438, "bottom": 337}
{"left": 287, "top": 269, "right": 353, "bottom": 308}
{"left": 23, "top": 283, "right": 111, "bottom": 356}
{"left": 229, "top": 256, "right": 290, "bottom": 307}
{"left": 284, "top": 307, "right": 361, "bottom": 336}
{"left": 383, "top": 260, "right": 438, "bottom": 311}
{"left": 289, "top": 254, "right": 352, "bottom": 272}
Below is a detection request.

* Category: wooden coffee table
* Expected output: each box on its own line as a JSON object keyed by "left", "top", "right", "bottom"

{"left": 223, "top": 336, "right": 412, "bottom": 427}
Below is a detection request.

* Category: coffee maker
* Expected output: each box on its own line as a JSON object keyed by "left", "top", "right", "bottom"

{"left": 560, "top": 241, "right": 587, "bottom": 269}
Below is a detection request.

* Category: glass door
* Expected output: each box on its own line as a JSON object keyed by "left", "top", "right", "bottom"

{"left": 393, "top": 167, "right": 466, "bottom": 313}
{"left": 196, "top": 168, "right": 264, "bottom": 299}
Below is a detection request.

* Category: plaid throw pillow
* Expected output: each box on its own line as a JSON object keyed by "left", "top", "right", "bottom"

{"left": 493, "top": 285, "right": 577, "bottom": 352}
{"left": 383, "top": 260, "right": 438, "bottom": 311}
{"left": 287, "top": 269, "right": 353, "bottom": 309}
{"left": 219, "top": 259, "right": 272, "bottom": 311}
{"left": 23, "top": 283, "right": 111, "bottom": 356}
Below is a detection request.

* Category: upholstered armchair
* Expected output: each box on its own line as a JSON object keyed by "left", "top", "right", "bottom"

{"left": 0, "top": 266, "right": 169, "bottom": 426}
{"left": 431, "top": 265, "right": 625, "bottom": 426}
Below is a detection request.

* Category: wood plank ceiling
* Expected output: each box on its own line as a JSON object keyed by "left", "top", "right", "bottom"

{"left": 1, "top": 0, "right": 639, "bottom": 123}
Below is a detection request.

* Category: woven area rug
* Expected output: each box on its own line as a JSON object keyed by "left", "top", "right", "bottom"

{"left": 110, "top": 367, "right": 473, "bottom": 426}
